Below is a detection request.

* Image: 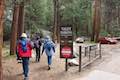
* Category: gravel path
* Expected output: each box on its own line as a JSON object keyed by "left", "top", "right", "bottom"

{"left": 3, "top": 43, "right": 120, "bottom": 80}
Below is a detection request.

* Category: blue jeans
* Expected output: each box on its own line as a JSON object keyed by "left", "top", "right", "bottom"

{"left": 47, "top": 56, "right": 52, "bottom": 65}
{"left": 22, "top": 57, "right": 29, "bottom": 77}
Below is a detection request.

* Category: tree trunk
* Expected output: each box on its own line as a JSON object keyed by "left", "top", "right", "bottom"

{"left": 57, "top": 0, "right": 60, "bottom": 43}
{"left": 86, "top": 23, "right": 89, "bottom": 36}
{"left": 91, "top": 0, "right": 101, "bottom": 42}
{"left": 0, "top": 0, "right": 5, "bottom": 79}
{"left": 17, "top": 2, "right": 25, "bottom": 39}
{"left": 95, "top": 0, "right": 101, "bottom": 42}
{"left": 53, "top": 0, "right": 59, "bottom": 42}
{"left": 91, "top": 0, "right": 97, "bottom": 41}
{"left": 10, "top": 2, "right": 19, "bottom": 55}
{"left": 118, "top": 5, "right": 120, "bottom": 28}
{"left": 72, "top": 17, "right": 76, "bottom": 40}
{"left": 75, "top": 17, "right": 79, "bottom": 38}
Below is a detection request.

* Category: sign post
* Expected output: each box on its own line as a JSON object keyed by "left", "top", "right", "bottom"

{"left": 59, "top": 25, "right": 73, "bottom": 71}
{"left": 65, "top": 59, "right": 68, "bottom": 71}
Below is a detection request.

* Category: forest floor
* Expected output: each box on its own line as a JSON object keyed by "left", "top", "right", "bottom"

{"left": 2, "top": 42, "right": 120, "bottom": 80}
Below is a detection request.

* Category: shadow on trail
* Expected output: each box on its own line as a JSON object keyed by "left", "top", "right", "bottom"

{"left": 3, "top": 74, "right": 23, "bottom": 80}
{"left": 33, "top": 66, "right": 48, "bottom": 72}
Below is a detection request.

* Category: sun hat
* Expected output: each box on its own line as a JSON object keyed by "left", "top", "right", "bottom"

{"left": 45, "top": 36, "right": 51, "bottom": 39}
{"left": 21, "top": 33, "right": 27, "bottom": 38}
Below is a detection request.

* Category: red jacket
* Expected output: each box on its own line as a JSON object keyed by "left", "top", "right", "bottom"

{"left": 17, "top": 42, "right": 32, "bottom": 58}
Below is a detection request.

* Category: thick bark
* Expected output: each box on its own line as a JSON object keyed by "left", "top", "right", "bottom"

{"left": 91, "top": 0, "right": 101, "bottom": 42}
{"left": 118, "top": 5, "right": 120, "bottom": 27}
{"left": 53, "top": 0, "right": 57, "bottom": 42}
{"left": 17, "top": 2, "right": 25, "bottom": 39}
{"left": 86, "top": 24, "right": 89, "bottom": 36}
{"left": 0, "top": 0, "right": 5, "bottom": 79}
{"left": 53, "top": 0, "right": 59, "bottom": 42}
{"left": 95, "top": 0, "right": 101, "bottom": 42}
{"left": 91, "top": 0, "right": 97, "bottom": 41}
{"left": 10, "top": 2, "right": 19, "bottom": 55}
{"left": 57, "top": 0, "right": 60, "bottom": 43}
{"left": 74, "top": 17, "right": 79, "bottom": 38}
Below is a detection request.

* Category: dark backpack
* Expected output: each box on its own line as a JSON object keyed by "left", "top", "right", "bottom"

{"left": 34, "top": 39, "right": 41, "bottom": 48}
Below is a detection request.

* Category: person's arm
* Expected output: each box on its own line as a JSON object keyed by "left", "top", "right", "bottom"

{"left": 28, "top": 41, "right": 34, "bottom": 50}
{"left": 52, "top": 41, "right": 55, "bottom": 52}
{"left": 41, "top": 45, "right": 45, "bottom": 55}
{"left": 39, "top": 40, "right": 42, "bottom": 46}
{"left": 53, "top": 46, "right": 55, "bottom": 53}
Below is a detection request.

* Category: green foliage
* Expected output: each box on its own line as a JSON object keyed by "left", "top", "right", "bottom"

{"left": 100, "top": 30, "right": 109, "bottom": 37}
{"left": 5, "top": 0, "right": 120, "bottom": 41}
{"left": 4, "top": 20, "right": 11, "bottom": 41}
{"left": 115, "top": 32, "right": 120, "bottom": 37}
{"left": 4, "top": 0, "right": 13, "bottom": 41}
{"left": 60, "top": 0, "right": 93, "bottom": 36}
{"left": 24, "top": 0, "right": 53, "bottom": 32}
{"left": 5, "top": 0, "right": 93, "bottom": 40}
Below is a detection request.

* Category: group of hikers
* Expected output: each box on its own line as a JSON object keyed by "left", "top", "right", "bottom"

{"left": 16, "top": 33, "right": 56, "bottom": 80}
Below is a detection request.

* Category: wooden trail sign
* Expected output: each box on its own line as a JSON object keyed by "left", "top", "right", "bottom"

{"left": 60, "top": 25, "right": 73, "bottom": 59}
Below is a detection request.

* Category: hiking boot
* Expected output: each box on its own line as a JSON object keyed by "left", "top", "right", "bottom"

{"left": 24, "top": 77, "right": 29, "bottom": 80}
{"left": 48, "top": 66, "right": 51, "bottom": 70}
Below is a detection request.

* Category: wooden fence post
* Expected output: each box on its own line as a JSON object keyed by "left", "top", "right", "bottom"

{"left": 79, "top": 46, "right": 82, "bottom": 72}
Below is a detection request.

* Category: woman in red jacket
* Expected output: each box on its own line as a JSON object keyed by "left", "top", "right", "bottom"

{"left": 17, "top": 33, "right": 33, "bottom": 80}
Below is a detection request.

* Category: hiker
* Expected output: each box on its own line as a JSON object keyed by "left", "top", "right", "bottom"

{"left": 17, "top": 33, "right": 33, "bottom": 80}
{"left": 34, "top": 36, "right": 42, "bottom": 62}
{"left": 42, "top": 36, "right": 55, "bottom": 70}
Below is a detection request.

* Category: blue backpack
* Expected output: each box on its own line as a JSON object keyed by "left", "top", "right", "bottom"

{"left": 45, "top": 41, "right": 54, "bottom": 51}
{"left": 21, "top": 39, "right": 27, "bottom": 52}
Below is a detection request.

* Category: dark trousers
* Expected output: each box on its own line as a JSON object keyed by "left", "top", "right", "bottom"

{"left": 35, "top": 48, "right": 41, "bottom": 62}
{"left": 47, "top": 56, "right": 52, "bottom": 65}
{"left": 22, "top": 57, "right": 29, "bottom": 77}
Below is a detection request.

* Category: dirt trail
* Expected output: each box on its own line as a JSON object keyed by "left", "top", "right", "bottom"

{"left": 3, "top": 43, "right": 120, "bottom": 80}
